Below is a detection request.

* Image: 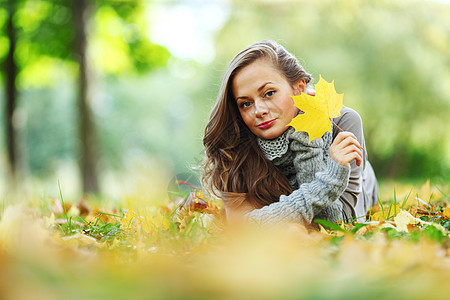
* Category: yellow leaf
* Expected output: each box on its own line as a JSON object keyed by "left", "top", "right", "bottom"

{"left": 394, "top": 210, "right": 419, "bottom": 232}
{"left": 392, "top": 210, "right": 443, "bottom": 233}
{"left": 43, "top": 213, "right": 56, "bottom": 229}
{"left": 417, "top": 179, "right": 432, "bottom": 203}
{"left": 288, "top": 76, "right": 343, "bottom": 143}
{"left": 141, "top": 214, "right": 154, "bottom": 234}
{"left": 109, "top": 238, "right": 121, "bottom": 249}
{"left": 61, "top": 233, "right": 100, "bottom": 248}
{"left": 444, "top": 207, "right": 450, "bottom": 219}
{"left": 67, "top": 205, "right": 80, "bottom": 216}
{"left": 120, "top": 209, "right": 138, "bottom": 232}
{"left": 370, "top": 204, "right": 402, "bottom": 221}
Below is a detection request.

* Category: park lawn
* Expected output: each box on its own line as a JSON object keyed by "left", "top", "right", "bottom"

{"left": 0, "top": 179, "right": 449, "bottom": 300}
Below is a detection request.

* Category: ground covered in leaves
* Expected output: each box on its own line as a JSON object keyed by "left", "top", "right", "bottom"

{"left": 0, "top": 180, "right": 449, "bottom": 299}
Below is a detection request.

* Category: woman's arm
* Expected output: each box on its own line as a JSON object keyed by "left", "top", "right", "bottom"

{"left": 288, "top": 130, "right": 330, "bottom": 185}
{"left": 331, "top": 107, "right": 367, "bottom": 220}
{"left": 245, "top": 157, "right": 350, "bottom": 226}
{"left": 242, "top": 109, "right": 363, "bottom": 226}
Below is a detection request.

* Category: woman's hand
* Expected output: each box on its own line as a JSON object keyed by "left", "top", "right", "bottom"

{"left": 329, "top": 132, "right": 363, "bottom": 167}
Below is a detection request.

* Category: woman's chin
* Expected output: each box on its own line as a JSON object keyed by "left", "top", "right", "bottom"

{"left": 256, "top": 125, "right": 292, "bottom": 140}
{"left": 254, "top": 129, "right": 282, "bottom": 140}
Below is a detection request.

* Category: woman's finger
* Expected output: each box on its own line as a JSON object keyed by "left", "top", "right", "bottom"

{"left": 333, "top": 132, "right": 363, "bottom": 150}
{"left": 348, "top": 151, "right": 362, "bottom": 167}
{"left": 332, "top": 131, "right": 355, "bottom": 144}
{"left": 342, "top": 144, "right": 363, "bottom": 160}
{"left": 329, "top": 136, "right": 363, "bottom": 167}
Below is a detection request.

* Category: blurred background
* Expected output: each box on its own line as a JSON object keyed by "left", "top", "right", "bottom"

{"left": 0, "top": 0, "right": 449, "bottom": 200}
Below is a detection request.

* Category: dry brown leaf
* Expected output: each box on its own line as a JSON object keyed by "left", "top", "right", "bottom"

{"left": 76, "top": 196, "right": 91, "bottom": 217}
{"left": 51, "top": 198, "right": 72, "bottom": 216}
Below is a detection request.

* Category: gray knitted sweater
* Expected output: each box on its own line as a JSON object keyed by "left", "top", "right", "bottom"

{"left": 245, "top": 126, "right": 350, "bottom": 226}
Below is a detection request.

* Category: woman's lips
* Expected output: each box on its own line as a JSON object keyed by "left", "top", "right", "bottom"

{"left": 257, "top": 119, "right": 276, "bottom": 129}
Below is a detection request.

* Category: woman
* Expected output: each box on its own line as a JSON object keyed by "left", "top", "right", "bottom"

{"left": 201, "top": 40, "right": 378, "bottom": 226}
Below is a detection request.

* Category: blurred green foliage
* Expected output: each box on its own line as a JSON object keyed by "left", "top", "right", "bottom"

{"left": 0, "top": 0, "right": 449, "bottom": 194}
{"left": 212, "top": 0, "right": 450, "bottom": 180}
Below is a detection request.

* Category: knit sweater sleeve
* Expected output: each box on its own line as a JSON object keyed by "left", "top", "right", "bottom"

{"left": 288, "top": 130, "right": 332, "bottom": 185}
{"left": 288, "top": 130, "right": 347, "bottom": 223}
{"left": 245, "top": 157, "right": 350, "bottom": 226}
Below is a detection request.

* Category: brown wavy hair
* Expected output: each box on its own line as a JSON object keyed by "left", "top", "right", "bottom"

{"left": 201, "top": 40, "right": 313, "bottom": 210}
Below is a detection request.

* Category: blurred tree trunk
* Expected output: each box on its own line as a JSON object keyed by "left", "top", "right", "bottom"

{"left": 5, "top": 0, "right": 18, "bottom": 178}
{"left": 73, "top": 0, "right": 100, "bottom": 193}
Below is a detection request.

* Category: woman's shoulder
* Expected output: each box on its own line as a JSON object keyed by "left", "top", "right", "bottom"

{"left": 335, "top": 106, "right": 362, "bottom": 123}
{"left": 332, "top": 106, "right": 364, "bottom": 140}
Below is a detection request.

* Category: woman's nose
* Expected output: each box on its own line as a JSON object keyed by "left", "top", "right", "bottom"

{"left": 254, "top": 99, "right": 269, "bottom": 118}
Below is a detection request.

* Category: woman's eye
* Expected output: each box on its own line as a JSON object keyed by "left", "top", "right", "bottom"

{"left": 240, "top": 101, "right": 252, "bottom": 109}
{"left": 265, "top": 90, "right": 275, "bottom": 98}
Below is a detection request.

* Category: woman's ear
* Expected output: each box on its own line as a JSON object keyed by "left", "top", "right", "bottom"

{"left": 293, "top": 78, "right": 306, "bottom": 95}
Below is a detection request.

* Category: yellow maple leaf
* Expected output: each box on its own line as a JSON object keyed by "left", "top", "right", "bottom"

{"left": 288, "top": 76, "right": 344, "bottom": 143}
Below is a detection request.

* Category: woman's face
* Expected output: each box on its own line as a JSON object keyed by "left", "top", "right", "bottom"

{"left": 232, "top": 58, "right": 305, "bottom": 140}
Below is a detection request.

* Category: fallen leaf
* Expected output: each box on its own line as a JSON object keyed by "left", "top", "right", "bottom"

{"left": 92, "top": 206, "right": 115, "bottom": 223}
{"left": 443, "top": 207, "right": 450, "bottom": 219}
{"left": 288, "top": 76, "right": 343, "bottom": 143}
{"left": 366, "top": 204, "right": 382, "bottom": 216}
{"left": 76, "top": 196, "right": 91, "bottom": 217}
{"left": 54, "top": 219, "right": 85, "bottom": 227}
{"left": 176, "top": 190, "right": 221, "bottom": 218}
{"left": 370, "top": 205, "right": 402, "bottom": 221}
{"left": 43, "top": 213, "right": 56, "bottom": 229}
{"left": 392, "top": 210, "right": 445, "bottom": 233}
{"left": 394, "top": 210, "right": 421, "bottom": 232}
{"left": 158, "top": 205, "right": 172, "bottom": 216}
{"left": 417, "top": 179, "right": 432, "bottom": 203}
{"left": 61, "top": 233, "right": 100, "bottom": 248}
{"left": 404, "top": 179, "right": 439, "bottom": 208}
{"left": 182, "top": 191, "right": 209, "bottom": 212}
{"left": 52, "top": 198, "right": 72, "bottom": 216}
{"left": 67, "top": 205, "right": 80, "bottom": 216}
{"left": 355, "top": 221, "right": 397, "bottom": 235}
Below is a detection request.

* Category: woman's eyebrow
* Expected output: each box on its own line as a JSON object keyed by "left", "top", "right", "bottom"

{"left": 234, "top": 96, "right": 249, "bottom": 102}
{"left": 235, "top": 82, "right": 274, "bottom": 102}
{"left": 258, "top": 82, "right": 273, "bottom": 92}
{"left": 235, "top": 95, "right": 249, "bottom": 102}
